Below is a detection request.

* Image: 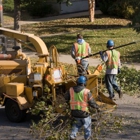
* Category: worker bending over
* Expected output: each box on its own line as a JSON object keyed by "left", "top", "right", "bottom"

{"left": 71, "top": 33, "right": 91, "bottom": 75}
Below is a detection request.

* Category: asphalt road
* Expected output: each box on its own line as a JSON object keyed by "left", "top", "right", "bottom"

{"left": 0, "top": 106, "right": 35, "bottom": 140}
{"left": 0, "top": 94, "right": 140, "bottom": 140}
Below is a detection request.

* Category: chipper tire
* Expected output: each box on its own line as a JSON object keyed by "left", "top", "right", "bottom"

{"left": 5, "top": 99, "right": 26, "bottom": 122}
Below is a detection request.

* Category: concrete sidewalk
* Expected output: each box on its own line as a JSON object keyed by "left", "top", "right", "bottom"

{"left": 58, "top": 54, "right": 140, "bottom": 70}
{"left": 19, "top": 10, "right": 102, "bottom": 25}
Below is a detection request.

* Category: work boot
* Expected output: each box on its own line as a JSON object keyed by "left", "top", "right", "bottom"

{"left": 109, "top": 94, "right": 115, "bottom": 100}
{"left": 118, "top": 90, "right": 123, "bottom": 98}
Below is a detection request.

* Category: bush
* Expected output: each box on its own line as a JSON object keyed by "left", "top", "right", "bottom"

{"left": 98, "top": 0, "right": 140, "bottom": 19}
{"left": 117, "top": 66, "right": 140, "bottom": 95}
{"left": 97, "top": 0, "right": 116, "bottom": 14}
{"left": 108, "top": 0, "right": 139, "bottom": 19}
{"left": 26, "top": 1, "right": 53, "bottom": 17}
{"left": 3, "top": 0, "right": 14, "bottom": 12}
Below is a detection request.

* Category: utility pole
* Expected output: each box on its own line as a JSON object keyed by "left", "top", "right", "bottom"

{"left": 0, "top": 0, "right": 3, "bottom": 27}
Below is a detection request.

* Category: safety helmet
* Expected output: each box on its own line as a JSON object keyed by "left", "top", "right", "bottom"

{"left": 77, "top": 76, "right": 87, "bottom": 84}
{"left": 107, "top": 40, "right": 114, "bottom": 47}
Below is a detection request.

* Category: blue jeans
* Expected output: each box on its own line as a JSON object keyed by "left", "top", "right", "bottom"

{"left": 70, "top": 116, "right": 91, "bottom": 140}
{"left": 81, "top": 59, "right": 89, "bottom": 71}
{"left": 105, "top": 74, "right": 120, "bottom": 98}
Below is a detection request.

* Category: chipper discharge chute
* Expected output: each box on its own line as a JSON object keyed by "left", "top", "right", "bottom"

{"left": 86, "top": 64, "right": 117, "bottom": 112}
{"left": 40, "top": 45, "right": 116, "bottom": 113}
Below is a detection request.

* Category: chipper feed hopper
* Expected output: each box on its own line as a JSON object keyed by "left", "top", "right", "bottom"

{"left": 0, "top": 27, "right": 116, "bottom": 122}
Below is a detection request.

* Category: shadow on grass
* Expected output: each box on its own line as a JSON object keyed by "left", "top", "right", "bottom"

{"left": 36, "top": 24, "right": 126, "bottom": 36}
{"left": 22, "top": 14, "right": 130, "bottom": 36}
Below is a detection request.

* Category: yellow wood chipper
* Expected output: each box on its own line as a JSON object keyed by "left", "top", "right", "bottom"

{"left": 0, "top": 27, "right": 116, "bottom": 122}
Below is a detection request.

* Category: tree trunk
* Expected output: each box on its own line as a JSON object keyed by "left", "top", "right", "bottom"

{"left": 14, "top": 0, "right": 21, "bottom": 31}
{"left": 14, "top": 0, "right": 21, "bottom": 49}
{"left": 88, "top": 0, "right": 95, "bottom": 22}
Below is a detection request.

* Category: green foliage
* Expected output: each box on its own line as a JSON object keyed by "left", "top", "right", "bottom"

{"left": 117, "top": 66, "right": 140, "bottom": 95}
{"left": 30, "top": 95, "right": 71, "bottom": 140}
{"left": 23, "top": 0, "right": 53, "bottom": 17}
{"left": 3, "top": 0, "right": 14, "bottom": 12}
{"left": 97, "top": 65, "right": 140, "bottom": 95}
{"left": 97, "top": 0, "right": 116, "bottom": 14}
{"left": 20, "top": 0, "right": 72, "bottom": 17}
{"left": 98, "top": 0, "right": 140, "bottom": 19}
{"left": 132, "top": 9, "right": 140, "bottom": 33}
{"left": 30, "top": 94, "right": 123, "bottom": 140}
{"left": 108, "top": 0, "right": 139, "bottom": 19}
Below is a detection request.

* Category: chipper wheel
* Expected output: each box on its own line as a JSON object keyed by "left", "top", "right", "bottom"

{"left": 5, "top": 99, "right": 26, "bottom": 122}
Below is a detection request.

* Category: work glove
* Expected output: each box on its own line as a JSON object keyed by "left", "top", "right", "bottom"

{"left": 118, "top": 68, "right": 121, "bottom": 74}
{"left": 75, "top": 57, "right": 81, "bottom": 64}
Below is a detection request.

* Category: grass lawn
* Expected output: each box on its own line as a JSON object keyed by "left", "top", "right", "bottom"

{"left": 4, "top": 14, "right": 140, "bottom": 63}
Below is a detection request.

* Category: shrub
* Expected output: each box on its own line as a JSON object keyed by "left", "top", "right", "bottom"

{"left": 25, "top": 1, "right": 53, "bottom": 17}
{"left": 98, "top": 0, "right": 140, "bottom": 19}
{"left": 117, "top": 66, "right": 140, "bottom": 95}
{"left": 108, "top": 0, "right": 140, "bottom": 19}
{"left": 3, "top": 0, "right": 14, "bottom": 12}
{"left": 97, "top": 0, "right": 116, "bottom": 14}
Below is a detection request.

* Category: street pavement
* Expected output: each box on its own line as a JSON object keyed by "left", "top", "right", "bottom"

{"left": 0, "top": 93, "right": 140, "bottom": 140}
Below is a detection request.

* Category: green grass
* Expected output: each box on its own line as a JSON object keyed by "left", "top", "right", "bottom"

{"left": 4, "top": 14, "right": 140, "bottom": 63}
{"left": 40, "top": 28, "right": 140, "bottom": 63}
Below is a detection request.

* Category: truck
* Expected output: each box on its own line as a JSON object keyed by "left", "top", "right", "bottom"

{"left": 0, "top": 27, "right": 116, "bottom": 122}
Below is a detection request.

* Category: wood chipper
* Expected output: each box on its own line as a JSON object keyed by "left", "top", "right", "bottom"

{"left": 0, "top": 27, "right": 116, "bottom": 122}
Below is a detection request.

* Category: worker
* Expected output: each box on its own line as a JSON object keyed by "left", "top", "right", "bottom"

{"left": 99, "top": 40, "right": 123, "bottom": 99}
{"left": 71, "top": 33, "right": 91, "bottom": 75}
{"left": 65, "top": 76, "right": 100, "bottom": 140}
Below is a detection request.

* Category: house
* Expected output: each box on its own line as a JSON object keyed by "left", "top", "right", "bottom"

{"left": 48, "top": 0, "right": 89, "bottom": 14}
